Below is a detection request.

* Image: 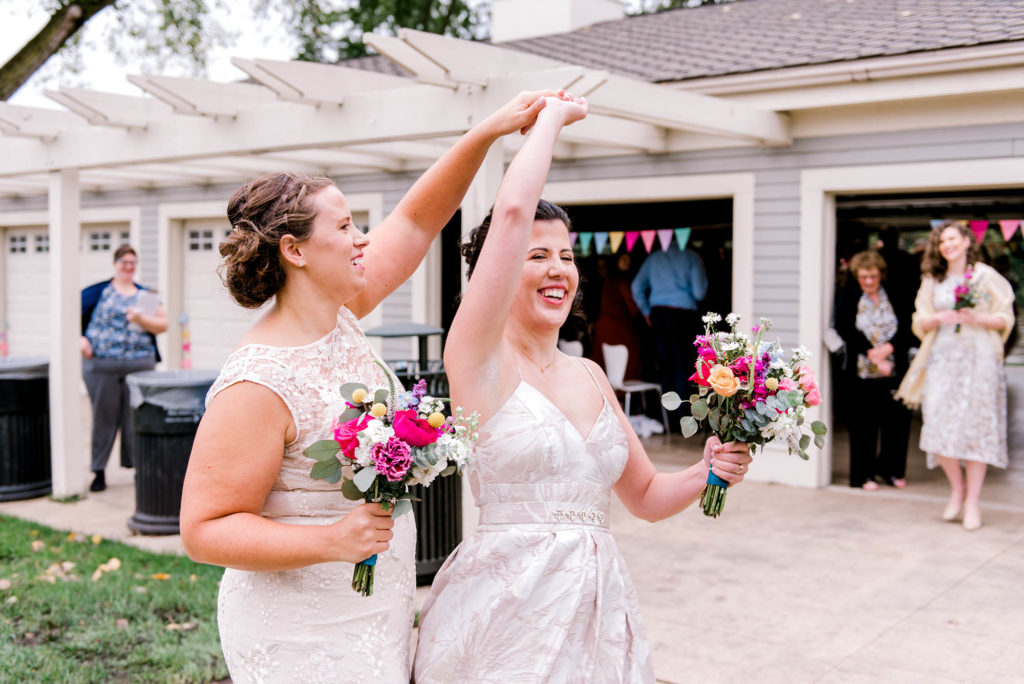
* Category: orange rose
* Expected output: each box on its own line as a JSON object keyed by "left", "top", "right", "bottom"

{"left": 707, "top": 364, "right": 740, "bottom": 397}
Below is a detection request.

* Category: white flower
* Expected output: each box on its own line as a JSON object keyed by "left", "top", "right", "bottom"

{"left": 791, "top": 345, "right": 811, "bottom": 362}
{"left": 702, "top": 312, "right": 723, "bottom": 325}
{"left": 353, "top": 444, "right": 373, "bottom": 468}
{"left": 720, "top": 340, "right": 740, "bottom": 352}
{"left": 360, "top": 419, "right": 393, "bottom": 445}
{"left": 409, "top": 458, "right": 447, "bottom": 487}
{"left": 726, "top": 312, "right": 741, "bottom": 326}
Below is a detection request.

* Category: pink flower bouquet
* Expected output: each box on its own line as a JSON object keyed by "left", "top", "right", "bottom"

{"left": 663, "top": 313, "right": 827, "bottom": 517}
{"left": 304, "top": 362, "right": 478, "bottom": 595}
{"left": 952, "top": 266, "right": 980, "bottom": 333}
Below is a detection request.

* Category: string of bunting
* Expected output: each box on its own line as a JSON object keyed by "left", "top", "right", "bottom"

{"left": 568, "top": 227, "right": 693, "bottom": 257}
{"left": 929, "top": 219, "right": 1024, "bottom": 244}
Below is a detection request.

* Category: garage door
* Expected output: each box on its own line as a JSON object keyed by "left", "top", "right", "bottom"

{"left": 3, "top": 224, "right": 132, "bottom": 357}
{"left": 181, "top": 211, "right": 370, "bottom": 371}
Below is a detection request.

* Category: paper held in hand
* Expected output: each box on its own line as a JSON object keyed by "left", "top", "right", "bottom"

{"left": 129, "top": 290, "right": 160, "bottom": 332}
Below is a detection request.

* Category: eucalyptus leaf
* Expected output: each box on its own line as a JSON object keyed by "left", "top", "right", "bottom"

{"left": 311, "top": 459, "right": 341, "bottom": 482}
{"left": 392, "top": 499, "right": 413, "bottom": 518}
{"left": 661, "top": 392, "right": 682, "bottom": 411}
{"left": 814, "top": 433, "right": 826, "bottom": 449}
{"left": 339, "top": 382, "right": 368, "bottom": 400}
{"left": 324, "top": 467, "right": 342, "bottom": 484}
{"left": 680, "top": 416, "right": 699, "bottom": 438}
{"left": 799, "top": 434, "right": 811, "bottom": 451}
{"left": 811, "top": 420, "right": 827, "bottom": 436}
{"left": 689, "top": 394, "right": 700, "bottom": 405}
{"left": 708, "top": 411, "right": 719, "bottom": 432}
{"left": 374, "top": 388, "right": 389, "bottom": 405}
{"left": 397, "top": 492, "right": 422, "bottom": 501}
{"left": 304, "top": 439, "right": 341, "bottom": 461}
{"left": 440, "top": 464, "right": 457, "bottom": 477}
{"left": 353, "top": 466, "right": 379, "bottom": 493}
{"left": 691, "top": 399, "right": 709, "bottom": 421}
{"left": 341, "top": 477, "right": 363, "bottom": 501}
{"left": 798, "top": 449, "right": 810, "bottom": 461}
{"left": 338, "top": 407, "right": 363, "bottom": 423}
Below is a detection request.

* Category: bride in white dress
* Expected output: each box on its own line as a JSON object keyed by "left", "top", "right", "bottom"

{"left": 414, "top": 95, "right": 753, "bottom": 681}
{"left": 179, "top": 91, "right": 556, "bottom": 683}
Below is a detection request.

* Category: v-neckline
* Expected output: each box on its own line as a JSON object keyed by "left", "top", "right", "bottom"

{"left": 518, "top": 380, "right": 608, "bottom": 444}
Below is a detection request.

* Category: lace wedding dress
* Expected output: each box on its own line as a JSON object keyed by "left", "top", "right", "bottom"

{"left": 414, "top": 363, "right": 654, "bottom": 683}
{"left": 208, "top": 306, "right": 416, "bottom": 683}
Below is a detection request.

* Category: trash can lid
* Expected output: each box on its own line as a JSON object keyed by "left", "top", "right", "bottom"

{"left": 0, "top": 356, "right": 48, "bottom": 379}
{"left": 127, "top": 369, "right": 221, "bottom": 410}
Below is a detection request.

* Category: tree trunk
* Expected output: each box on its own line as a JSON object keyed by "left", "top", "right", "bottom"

{"left": 0, "top": 0, "right": 117, "bottom": 101}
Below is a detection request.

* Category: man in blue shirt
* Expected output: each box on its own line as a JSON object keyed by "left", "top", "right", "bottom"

{"left": 631, "top": 247, "right": 709, "bottom": 429}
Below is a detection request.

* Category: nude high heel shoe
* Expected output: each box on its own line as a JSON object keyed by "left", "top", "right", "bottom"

{"left": 962, "top": 505, "right": 982, "bottom": 531}
{"left": 942, "top": 498, "right": 962, "bottom": 522}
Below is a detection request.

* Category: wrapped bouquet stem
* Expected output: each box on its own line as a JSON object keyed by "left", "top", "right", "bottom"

{"left": 663, "top": 313, "right": 827, "bottom": 518}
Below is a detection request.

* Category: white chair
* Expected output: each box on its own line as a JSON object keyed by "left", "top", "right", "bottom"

{"left": 602, "top": 343, "right": 670, "bottom": 434}
{"left": 558, "top": 339, "right": 584, "bottom": 357}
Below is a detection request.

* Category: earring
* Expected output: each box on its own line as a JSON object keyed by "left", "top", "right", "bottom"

{"left": 297, "top": 260, "right": 305, "bottom": 267}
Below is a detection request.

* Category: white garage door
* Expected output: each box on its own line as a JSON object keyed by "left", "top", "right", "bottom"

{"left": 180, "top": 211, "right": 370, "bottom": 372}
{"left": 3, "top": 224, "right": 128, "bottom": 357}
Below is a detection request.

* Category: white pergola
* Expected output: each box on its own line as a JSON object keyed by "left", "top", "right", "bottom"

{"left": 0, "top": 30, "right": 790, "bottom": 496}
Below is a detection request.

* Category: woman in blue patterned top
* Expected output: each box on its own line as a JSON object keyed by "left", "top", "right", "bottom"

{"left": 80, "top": 244, "right": 168, "bottom": 491}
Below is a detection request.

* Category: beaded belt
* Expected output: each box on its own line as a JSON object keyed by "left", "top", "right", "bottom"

{"left": 478, "top": 500, "right": 610, "bottom": 528}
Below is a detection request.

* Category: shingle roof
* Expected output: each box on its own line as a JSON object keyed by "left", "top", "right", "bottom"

{"left": 508, "top": 0, "right": 1024, "bottom": 82}
{"left": 348, "top": 0, "right": 1024, "bottom": 83}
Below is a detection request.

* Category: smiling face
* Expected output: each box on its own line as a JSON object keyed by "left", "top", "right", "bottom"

{"left": 938, "top": 226, "right": 971, "bottom": 266}
{"left": 856, "top": 267, "right": 881, "bottom": 296}
{"left": 510, "top": 218, "right": 578, "bottom": 330}
{"left": 113, "top": 251, "right": 137, "bottom": 282}
{"left": 301, "top": 184, "right": 369, "bottom": 303}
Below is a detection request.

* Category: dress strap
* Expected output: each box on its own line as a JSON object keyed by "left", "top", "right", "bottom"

{"left": 576, "top": 358, "right": 605, "bottom": 397}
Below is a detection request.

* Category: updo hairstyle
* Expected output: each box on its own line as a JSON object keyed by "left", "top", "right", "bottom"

{"left": 220, "top": 173, "right": 334, "bottom": 308}
{"left": 459, "top": 199, "right": 585, "bottom": 317}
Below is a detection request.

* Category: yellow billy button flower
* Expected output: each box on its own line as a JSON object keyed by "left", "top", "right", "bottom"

{"left": 765, "top": 377, "right": 779, "bottom": 391}
{"left": 427, "top": 412, "right": 445, "bottom": 429}
{"left": 370, "top": 403, "right": 388, "bottom": 417}
{"left": 351, "top": 388, "right": 368, "bottom": 404}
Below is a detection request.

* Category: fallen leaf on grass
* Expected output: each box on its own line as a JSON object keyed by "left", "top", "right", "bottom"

{"left": 66, "top": 532, "right": 86, "bottom": 543}
{"left": 150, "top": 573, "right": 170, "bottom": 581}
{"left": 182, "top": 621, "right": 197, "bottom": 631}
{"left": 30, "top": 540, "right": 45, "bottom": 552}
{"left": 165, "top": 623, "right": 182, "bottom": 631}
{"left": 189, "top": 574, "right": 197, "bottom": 582}
{"left": 0, "top": 579, "right": 11, "bottom": 591}
{"left": 133, "top": 586, "right": 147, "bottom": 594}
{"left": 115, "top": 618, "right": 130, "bottom": 629}
{"left": 5, "top": 596, "right": 17, "bottom": 604}
{"left": 90, "top": 534, "right": 103, "bottom": 545}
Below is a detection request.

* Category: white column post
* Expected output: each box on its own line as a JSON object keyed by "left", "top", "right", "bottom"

{"left": 48, "top": 169, "right": 85, "bottom": 497}
{"left": 457, "top": 145, "right": 504, "bottom": 540}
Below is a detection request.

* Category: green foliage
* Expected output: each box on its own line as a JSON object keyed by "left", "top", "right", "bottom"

{"left": 353, "top": 465, "right": 378, "bottom": 492}
{"left": 628, "top": 0, "right": 731, "bottom": 14}
{"left": 0, "top": 515, "right": 226, "bottom": 683}
{"left": 304, "top": 439, "right": 341, "bottom": 461}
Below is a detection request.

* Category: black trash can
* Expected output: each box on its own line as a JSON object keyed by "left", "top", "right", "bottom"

{"left": 0, "top": 357, "right": 51, "bottom": 501}
{"left": 126, "top": 369, "right": 218, "bottom": 535}
{"left": 393, "top": 366, "right": 464, "bottom": 584}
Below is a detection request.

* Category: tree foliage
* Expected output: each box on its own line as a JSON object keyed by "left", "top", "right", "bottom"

{"left": 628, "top": 0, "right": 730, "bottom": 14}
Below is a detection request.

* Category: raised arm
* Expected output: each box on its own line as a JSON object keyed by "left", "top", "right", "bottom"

{"left": 443, "top": 96, "right": 587, "bottom": 417}
{"left": 346, "top": 91, "right": 558, "bottom": 319}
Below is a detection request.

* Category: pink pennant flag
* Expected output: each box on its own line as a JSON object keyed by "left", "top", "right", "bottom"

{"left": 1000, "top": 220, "right": 1021, "bottom": 241}
{"left": 569, "top": 232, "right": 578, "bottom": 248}
{"left": 625, "top": 231, "right": 641, "bottom": 252}
{"left": 656, "top": 229, "right": 673, "bottom": 252}
{"left": 608, "top": 231, "right": 624, "bottom": 253}
{"left": 640, "top": 230, "right": 657, "bottom": 253}
{"left": 969, "top": 220, "right": 989, "bottom": 244}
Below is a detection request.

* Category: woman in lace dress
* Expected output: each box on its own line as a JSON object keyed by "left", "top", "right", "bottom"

{"left": 897, "top": 221, "right": 1014, "bottom": 531}
{"left": 414, "top": 96, "right": 752, "bottom": 682}
{"left": 179, "top": 91, "right": 555, "bottom": 683}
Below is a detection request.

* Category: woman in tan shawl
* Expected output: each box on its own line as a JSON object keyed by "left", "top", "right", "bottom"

{"left": 896, "top": 221, "right": 1014, "bottom": 531}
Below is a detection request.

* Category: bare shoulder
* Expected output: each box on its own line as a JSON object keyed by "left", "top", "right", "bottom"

{"left": 578, "top": 357, "right": 617, "bottom": 399}
{"left": 203, "top": 380, "right": 294, "bottom": 446}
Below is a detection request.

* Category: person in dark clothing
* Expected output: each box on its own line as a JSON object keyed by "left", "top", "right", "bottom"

{"left": 834, "top": 250, "right": 914, "bottom": 489}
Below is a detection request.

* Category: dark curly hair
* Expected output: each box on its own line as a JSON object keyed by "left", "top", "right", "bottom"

{"left": 921, "top": 220, "right": 983, "bottom": 282}
{"left": 459, "top": 199, "right": 585, "bottom": 318}
{"left": 219, "top": 173, "right": 334, "bottom": 308}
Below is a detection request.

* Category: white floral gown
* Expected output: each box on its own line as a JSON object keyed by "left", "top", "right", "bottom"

{"left": 919, "top": 275, "right": 1009, "bottom": 468}
{"left": 207, "top": 306, "right": 416, "bottom": 683}
{"left": 414, "top": 363, "right": 655, "bottom": 683}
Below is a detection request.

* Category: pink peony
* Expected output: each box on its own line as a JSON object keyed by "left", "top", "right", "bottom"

{"left": 392, "top": 409, "right": 441, "bottom": 447}
{"left": 804, "top": 387, "right": 822, "bottom": 407}
{"left": 778, "top": 377, "right": 798, "bottom": 392}
{"left": 333, "top": 414, "right": 371, "bottom": 460}
{"left": 798, "top": 365, "right": 818, "bottom": 392}
{"left": 371, "top": 436, "right": 413, "bottom": 482}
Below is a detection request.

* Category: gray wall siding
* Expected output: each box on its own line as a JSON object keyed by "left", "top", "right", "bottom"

{"left": 2, "top": 121, "right": 1021, "bottom": 354}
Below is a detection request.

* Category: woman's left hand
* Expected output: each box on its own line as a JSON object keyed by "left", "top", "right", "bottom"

{"left": 703, "top": 436, "right": 753, "bottom": 485}
{"left": 125, "top": 306, "right": 140, "bottom": 323}
{"left": 484, "top": 89, "right": 564, "bottom": 137}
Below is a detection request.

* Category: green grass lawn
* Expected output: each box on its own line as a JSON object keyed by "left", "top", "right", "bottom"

{"left": 0, "top": 514, "right": 227, "bottom": 683}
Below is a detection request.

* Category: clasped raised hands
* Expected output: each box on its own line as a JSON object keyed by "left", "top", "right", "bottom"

{"left": 485, "top": 89, "right": 589, "bottom": 138}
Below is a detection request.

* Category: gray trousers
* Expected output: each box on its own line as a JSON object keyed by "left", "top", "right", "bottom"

{"left": 82, "top": 357, "right": 155, "bottom": 472}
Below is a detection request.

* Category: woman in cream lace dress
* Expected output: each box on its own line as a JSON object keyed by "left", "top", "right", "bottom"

{"left": 414, "top": 96, "right": 752, "bottom": 682}
{"left": 897, "top": 221, "right": 1014, "bottom": 531}
{"left": 179, "top": 91, "right": 556, "bottom": 683}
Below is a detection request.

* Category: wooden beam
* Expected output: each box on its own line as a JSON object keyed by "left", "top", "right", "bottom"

{"left": 44, "top": 87, "right": 174, "bottom": 129}
{"left": 362, "top": 33, "right": 459, "bottom": 88}
{"left": 231, "top": 58, "right": 413, "bottom": 106}
{"left": 0, "top": 103, "right": 86, "bottom": 141}
{"left": 126, "top": 74, "right": 279, "bottom": 118}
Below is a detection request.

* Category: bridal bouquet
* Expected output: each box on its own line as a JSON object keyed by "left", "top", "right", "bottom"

{"left": 662, "top": 313, "right": 827, "bottom": 518}
{"left": 953, "top": 266, "right": 981, "bottom": 333}
{"left": 304, "top": 362, "right": 478, "bottom": 596}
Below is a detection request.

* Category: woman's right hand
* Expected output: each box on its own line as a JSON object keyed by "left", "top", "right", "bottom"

{"left": 80, "top": 336, "right": 93, "bottom": 359}
{"left": 935, "top": 310, "right": 960, "bottom": 326}
{"left": 326, "top": 503, "right": 395, "bottom": 564}
{"left": 541, "top": 94, "right": 589, "bottom": 127}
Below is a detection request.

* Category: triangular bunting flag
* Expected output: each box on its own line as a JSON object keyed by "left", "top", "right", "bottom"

{"left": 579, "top": 232, "right": 594, "bottom": 256}
{"left": 640, "top": 230, "right": 657, "bottom": 253}
{"left": 999, "top": 220, "right": 1021, "bottom": 241}
{"left": 674, "top": 227, "right": 691, "bottom": 251}
{"left": 608, "top": 231, "right": 624, "bottom": 253}
{"left": 929, "top": 219, "right": 945, "bottom": 229}
{"left": 593, "top": 232, "right": 609, "bottom": 254}
{"left": 625, "top": 231, "right": 640, "bottom": 252}
{"left": 656, "top": 229, "right": 673, "bottom": 252}
{"left": 569, "top": 232, "right": 578, "bottom": 248}
{"left": 969, "top": 220, "right": 989, "bottom": 244}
